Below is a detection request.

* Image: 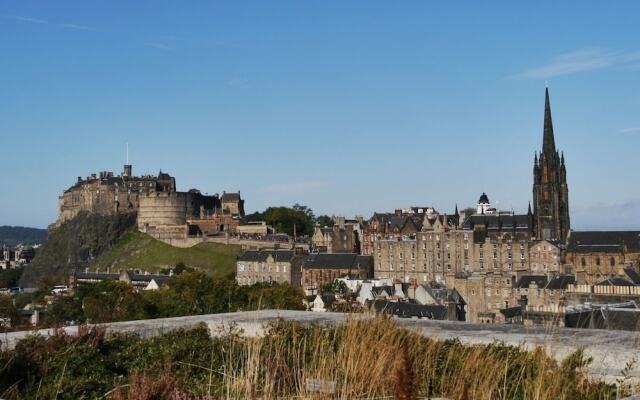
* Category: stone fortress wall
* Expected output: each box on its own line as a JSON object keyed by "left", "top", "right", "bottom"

{"left": 56, "top": 164, "right": 244, "bottom": 240}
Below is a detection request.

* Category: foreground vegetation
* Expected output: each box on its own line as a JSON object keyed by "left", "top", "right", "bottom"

{"left": 90, "top": 231, "right": 242, "bottom": 276}
{"left": 0, "top": 317, "right": 619, "bottom": 399}
{"left": 2, "top": 272, "right": 303, "bottom": 329}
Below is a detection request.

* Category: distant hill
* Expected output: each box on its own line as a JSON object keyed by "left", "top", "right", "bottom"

{"left": 19, "top": 212, "right": 137, "bottom": 287}
{"left": 90, "top": 231, "right": 241, "bottom": 277}
{"left": 0, "top": 226, "right": 47, "bottom": 246}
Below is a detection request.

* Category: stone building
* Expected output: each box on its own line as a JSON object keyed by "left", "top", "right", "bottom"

{"left": 566, "top": 231, "right": 640, "bottom": 284}
{"left": 235, "top": 249, "right": 306, "bottom": 287}
{"left": 451, "top": 272, "right": 516, "bottom": 323}
{"left": 311, "top": 216, "right": 362, "bottom": 254}
{"left": 361, "top": 211, "right": 422, "bottom": 255}
{"left": 221, "top": 191, "right": 245, "bottom": 216}
{"left": 301, "top": 253, "right": 373, "bottom": 291}
{"left": 57, "top": 165, "right": 176, "bottom": 226}
{"left": 530, "top": 240, "right": 563, "bottom": 275}
{"left": 57, "top": 163, "right": 245, "bottom": 240}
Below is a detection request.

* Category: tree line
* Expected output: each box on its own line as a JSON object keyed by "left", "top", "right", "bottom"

{"left": 1, "top": 271, "right": 304, "bottom": 329}
{"left": 242, "top": 203, "right": 333, "bottom": 236}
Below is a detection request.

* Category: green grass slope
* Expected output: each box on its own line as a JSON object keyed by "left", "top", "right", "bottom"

{"left": 90, "top": 231, "right": 242, "bottom": 277}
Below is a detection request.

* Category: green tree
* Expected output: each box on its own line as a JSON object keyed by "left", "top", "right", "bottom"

{"left": 0, "top": 267, "right": 24, "bottom": 288}
{"left": 81, "top": 280, "right": 144, "bottom": 323}
{"left": 315, "top": 215, "right": 334, "bottom": 227}
{"left": 263, "top": 206, "right": 314, "bottom": 236}
{"left": 0, "top": 294, "right": 19, "bottom": 328}
{"left": 45, "top": 296, "right": 85, "bottom": 326}
{"left": 462, "top": 207, "right": 475, "bottom": 219}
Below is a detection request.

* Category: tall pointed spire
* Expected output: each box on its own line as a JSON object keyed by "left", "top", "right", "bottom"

{"left": 543, "top": 87, "right": 556, "bottom": 155}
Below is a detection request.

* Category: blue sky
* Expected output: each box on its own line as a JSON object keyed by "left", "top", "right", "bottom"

{"left": 1, "top": 1, "right": 639, "bottom": 229}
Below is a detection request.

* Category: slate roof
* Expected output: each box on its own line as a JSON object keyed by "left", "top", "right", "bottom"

{"left": 515, "top": 275, "right": 548, "bottom": 289}
{"left": 370, "top": 300, "right": 448, "bottom": 319}
{"left": 595, "top": 277, "right": 635, "bottom": 287}
{"left": 545, "top": 275, "right": 575, "bottom": 290}
{"left": 302, "top": 253, "right": 373, "bottom": 270}
{"left": 566, "top": 307, "right": 640, "bottom": 331}
{"left": 124, "top": 271, "right": 171, "bottom": 285}
{"left": 238, "top": 250, "right": 295, "bottom": 263}
{"left": 567, "top": 231, "right": 640, "bottom": 253}
{"left": 75, "top": 272, "right": 120, "bottom": 280}
{"left": 463, "top": 214, "right": 531, "bottom": 231}
{"left": 624, "top": 268, "right": 640, "bottom": 285}
{"left": 371, "top": 286, "right": 394, "bottom": 297}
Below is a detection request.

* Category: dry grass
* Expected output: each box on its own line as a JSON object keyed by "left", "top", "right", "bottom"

{"left": 162, "top": 316, "right": 615, "bottom": 400}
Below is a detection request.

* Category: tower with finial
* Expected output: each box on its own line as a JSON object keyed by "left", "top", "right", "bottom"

{"left": 532, "top": 87, "right": 570, "bottom": 241}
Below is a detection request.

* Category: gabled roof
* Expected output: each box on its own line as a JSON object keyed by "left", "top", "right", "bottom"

{"left": 371, "top": 286, "right": 394, "bottom": 297}
{"left": 567, "top": 231, "right": 640, "bottom": 253}
{"left": 238, "top": 250, "right": 295, "bottom": 262}
{"left": 515, "top": 275, "right": 548, "bottom": 289}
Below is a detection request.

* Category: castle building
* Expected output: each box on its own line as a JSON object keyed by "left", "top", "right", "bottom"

{"left": 533, "top": 88, "right": 570, "bottom": 242}
{"left": 57, "top": 163, "right": 245, "bottom": 240}
{"left": 57, "top": 165, "right": 177, "bottom": 226}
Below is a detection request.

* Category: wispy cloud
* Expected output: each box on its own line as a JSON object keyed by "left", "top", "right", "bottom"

{"left": 143, "top": 42, "right": 171, "bottom": 51}
{"left": 260, "top": 181, "right": 328, "bottom": 194}
{"left": 2, "top": 14, "right": 90, "bottom": 31}
{"left": 510, "top": 48, "right": 640, "bottom": 79}
{"left": 619, "top": 127, "right": 640, "bottom": 134}
{"left": 4, "top": 14, "right": 47, "bottom": 24}
{"left": 59, "top": 23, "right": 89, "bottom": 30}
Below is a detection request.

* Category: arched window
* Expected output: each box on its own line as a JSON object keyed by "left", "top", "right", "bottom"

{"left": 610, "top": 257, "right": 615, "bottom": 266}
{"left": 581, "top": 257, "right": 586, "bottom": 267}
{"left": 596, "top": 257, "right": 601, "bottom": 266}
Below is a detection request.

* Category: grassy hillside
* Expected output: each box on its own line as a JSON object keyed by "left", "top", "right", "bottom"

{"left": 90, "top": 231, "right": 241, "bottom": 277}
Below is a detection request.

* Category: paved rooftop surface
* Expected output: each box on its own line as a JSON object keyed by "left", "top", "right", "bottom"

{"left": 3, "top": 310, "right": 639, "bottom": 383}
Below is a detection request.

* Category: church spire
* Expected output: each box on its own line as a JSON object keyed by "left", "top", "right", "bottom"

{"left": 543, "top": 87, "right": 556, "bottom": 155}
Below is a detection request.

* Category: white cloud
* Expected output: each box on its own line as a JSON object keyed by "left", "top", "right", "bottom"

{"left": 3, "top": 14, "right": 91, "bottom": 31}
{"left": 510, "top": 48, "right": 640, "bottom": 79}
{"left": 59, "top": 23, "right": 89, "bottom": 30}
{"left": 619, "top": 127, "right": 640, "bottom": 134}
{"left": 260, "top": 181, "right": 328, "bottom": 194}
{"left": 3, "top": 14, "right": 48, "bottom": 24}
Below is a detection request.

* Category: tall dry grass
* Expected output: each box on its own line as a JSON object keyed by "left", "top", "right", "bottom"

{"left": 187, "top": 316, "right": 615, "bottom": 400}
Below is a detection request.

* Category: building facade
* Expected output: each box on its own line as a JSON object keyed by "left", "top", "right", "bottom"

{"left": 301, "top": 253, "right": 373, "bottom": 291}
{"left": 235, "top": 250, "right": 305, "bottom": 287}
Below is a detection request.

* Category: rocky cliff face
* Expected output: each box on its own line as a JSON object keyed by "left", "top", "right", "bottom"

{"left": 19, "top": 212, "right": 137, "bottom": 287}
